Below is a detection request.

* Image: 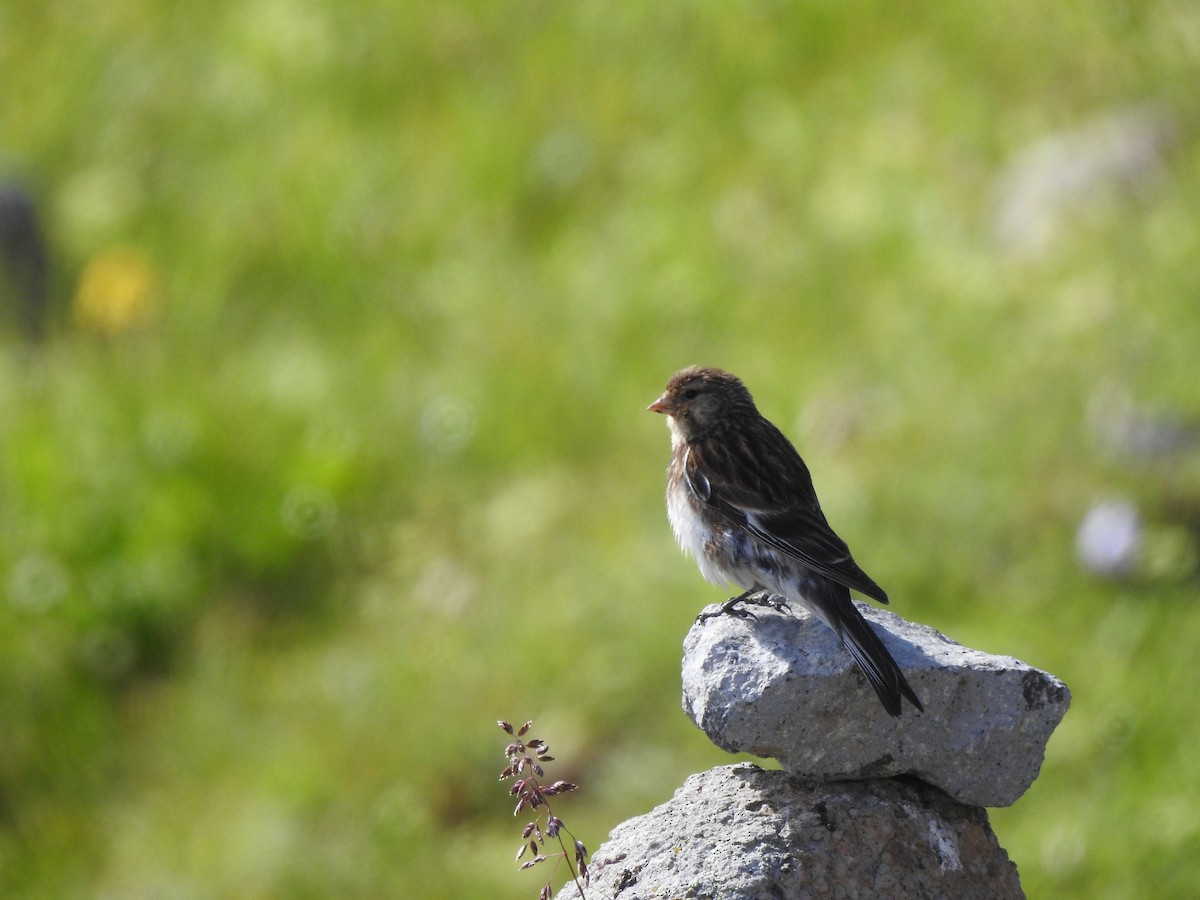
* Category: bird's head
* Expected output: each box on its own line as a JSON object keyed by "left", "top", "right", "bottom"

{"left": 648, "top": 366, "right": 756, "bottom": 441}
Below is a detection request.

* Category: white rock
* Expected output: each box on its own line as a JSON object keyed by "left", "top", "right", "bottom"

{"left": 556, "top": 763, "right": 1024, "bottom": 900}
{"left": 682, "top": 604, "right": 1069, "bottom": 807}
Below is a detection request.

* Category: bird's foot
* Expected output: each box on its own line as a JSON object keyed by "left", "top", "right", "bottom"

{"left": 757, "top": 593, "right": 793, "bottom": 616}
{"left": 696, "top": 590, "right": 791, "bottom": 623}
{"left": 697, "top": 598, "right": 758, "bottom": 622}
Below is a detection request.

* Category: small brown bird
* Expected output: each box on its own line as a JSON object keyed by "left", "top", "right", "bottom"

{"left": 649, "top": 366, "right": 922, "bottom": 717}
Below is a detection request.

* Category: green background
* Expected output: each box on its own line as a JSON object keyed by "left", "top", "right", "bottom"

{"left": 2, "top": 1, "right": 1198, "bottom": 896}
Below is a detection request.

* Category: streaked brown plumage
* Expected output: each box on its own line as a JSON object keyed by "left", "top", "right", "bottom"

{"left": 649, "top": 365, "right": 922, "bottom": 717}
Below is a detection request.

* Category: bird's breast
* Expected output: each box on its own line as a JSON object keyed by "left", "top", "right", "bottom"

{"left": 667, "top": 469, "right": 728, "bottom": 586}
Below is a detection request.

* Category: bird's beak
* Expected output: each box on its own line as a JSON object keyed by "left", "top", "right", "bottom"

{"left": 648, "top": 394, "right": 671, "bottom": 414}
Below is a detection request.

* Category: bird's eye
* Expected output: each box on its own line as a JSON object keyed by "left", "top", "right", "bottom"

{"left": 683, "top": 388, "right": 700, "bottom": 400}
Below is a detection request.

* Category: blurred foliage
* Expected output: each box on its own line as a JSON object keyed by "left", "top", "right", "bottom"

{"left": 1, "top": 0, "right": 1199, "bottom": 897}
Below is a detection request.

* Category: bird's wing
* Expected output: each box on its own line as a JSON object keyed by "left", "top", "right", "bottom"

{"left": 684, "top": 427, "right": 890, "bottom": 604}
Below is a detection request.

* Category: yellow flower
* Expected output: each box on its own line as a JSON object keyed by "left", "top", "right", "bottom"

{"left": 72, "top": 247, "right": 161, "bottom": 335}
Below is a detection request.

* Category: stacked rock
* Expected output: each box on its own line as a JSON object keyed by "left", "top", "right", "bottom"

{"left": 559, "top": 606, "right": 1070, "bottom": 899}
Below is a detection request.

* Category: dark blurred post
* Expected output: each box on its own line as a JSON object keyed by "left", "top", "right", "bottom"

{"left": 0, "top": 183, "right": 51, "bottom": 341}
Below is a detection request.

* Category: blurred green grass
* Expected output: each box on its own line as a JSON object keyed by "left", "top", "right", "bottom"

{"left": 2, "top": 1, "right": 1199, "bottom": 896}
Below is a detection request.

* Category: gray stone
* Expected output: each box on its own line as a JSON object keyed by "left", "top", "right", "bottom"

{"left": 556, "top": 763, "right": 1023, "bottom": 900}
{"left": 682, "top": 603, "right": 1069, "bottom": 808}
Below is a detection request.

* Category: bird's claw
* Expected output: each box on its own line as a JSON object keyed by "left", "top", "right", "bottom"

{"left": 696, "top": 604, "right": 757, "bottom": 623}
{"left": 762, "top": 595, "right": 793, "bottom": 616}
{"left": 696, "top": 591, "right": 789, "bottom": 624}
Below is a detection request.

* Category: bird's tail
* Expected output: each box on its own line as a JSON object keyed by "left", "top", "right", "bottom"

{"left": 801, "top": 577, "right": 922, "bottom": 717}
